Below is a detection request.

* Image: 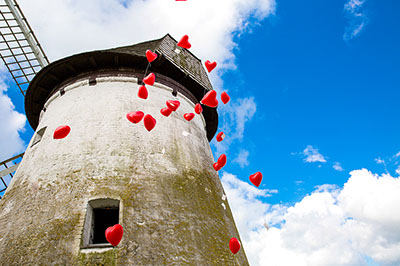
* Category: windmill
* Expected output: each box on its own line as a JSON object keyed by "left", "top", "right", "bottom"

{"left": 0, "top": 1, "right": 249, "bottom": 264}
{"left": 0, "top": 0, "right": 49, "bottom": 199}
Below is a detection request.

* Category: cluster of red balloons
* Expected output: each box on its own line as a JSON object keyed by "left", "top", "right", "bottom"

{"left": 52, "top": 35, "right": 260, "bottom": 254}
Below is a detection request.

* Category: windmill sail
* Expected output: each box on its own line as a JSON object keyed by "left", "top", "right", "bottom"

{"left": 0, "top": 0, "right": 49, "bottom": 96}
{"left": 0, "top": 152, "right": 23, "bottom": 199}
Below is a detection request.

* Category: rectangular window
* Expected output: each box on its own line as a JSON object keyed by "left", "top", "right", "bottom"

{"left": 81, "top": 198, "right": 120, "bottom": 248}
{"left": 31, "top": 126, "right": 47, "bottom": 147}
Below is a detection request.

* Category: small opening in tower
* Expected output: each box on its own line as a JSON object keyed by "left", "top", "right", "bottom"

{"left": 31, "top": 126, "right": 46, "bottom": 147}
{"left": 92, "top": 207, "right": 119, "bottom": 244}
{"left": 172, "top": 89, "right": 177, "bottom": 97}
{"left": 81, "top": 198, "right": 120, "bottom": 248}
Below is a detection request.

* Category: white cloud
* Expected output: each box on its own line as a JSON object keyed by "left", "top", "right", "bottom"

{"left": 302, "top": 145, "right": 327, "bottom": 163}
{"left": 0, "top": 76, "right": 26, "bottom": 161}
{"left": 221, "top": 172, "right": 282, "bottom": 241}
{"left": 343, "top": 0, "right": 368, "bottom": 40}
{"left": 375, "top": 157, "right": 385, "bottom": 164}
{"left": 214, "top": 97, "right": 257, "bottom": 155}
{"left": 233, "top": 149, "right": 250, "bottom": 168}
{"left": 18, "top": 0, "right": 275, "bottom": 69}
{"left": 333, "top": 162, "right": 344, "bottom": 171}
{"left": 224, "top": 169, "right": 400, "bottom": 266}
{"left": 396, "top": 167, "right": 400, "bottom": 176}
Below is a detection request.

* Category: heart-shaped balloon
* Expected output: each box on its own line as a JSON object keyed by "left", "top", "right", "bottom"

{"left": 221, "top": 92, "right": 230, "bottom": 104}
{"left": 213, "top": 162, "right": 221, "bottom": 171}
{"left": 166, "top": 100, "right": 180, "bottom": 111}
{"left": 138, "top": 85, "right": 148, "bottom": 99}
{"left": 229, "top": 237, "right": 241, "bottom": 254}
{"left": 146, "top": 49, "right": 157, "bottom": 63}
{"left": 126, "top": 111, "right": 144, "bottom": 124}
{"left": 143, "top": 73, "right": 155, "bottom": 86}
{"left": 177, "top": 35, "right": 191, "bottom": 49}
{"left": 53, "top": 125, "right": 71, "bottom": 139}
{"left": 205, "top": 60, "right": 217, "bottom": 73}
{"left": 201, "top": 90, "right": 218, "bottom": 108}
{"left": 160, "top": 107, "right": 173, "bottom": 117}
{"left": 249, "top": 172, "right": 262, "bottom": 187}
{"left": 184, "top": 113, "right": 195, "bottom": 121}
{"left": 105, "top": 224, "right": 123, "bottom": 246}
{"left": 194, "top": 103, "right": 203, "bottom": 114}
{"left": 216, "top": 132, "right": 225, "bottom": 142}
{"left": 143, "top": 114, "right": 156, "bottom": 131}
{"left": 217, "top": 154, "right": 227, "bottom": 168}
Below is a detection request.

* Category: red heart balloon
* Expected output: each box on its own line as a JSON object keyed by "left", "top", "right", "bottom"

{"left": 194, "top": 103, "right": 202, "bottom": 114}
{"left": 249, "top": 172, "right": 262, "bottom": 187}
{"left": 177, "top": 35, "right": 191, "bottom": 49}
{"left": 143, "top": 73, "right": 155, "bottom": 86}
{"left": 216, "top": 132, "right": 225, "bottom": 142}
{"left": 221, "top": 92, "right": 230, "bottom": 104}
{"left": 205, "top": 60, "right": 217, "bottom": 73}
{"left": 160, "top": 107, "right": 173, "bottom": 117}
{"left": 217, "top": 154, "right": 227, "bottom": 168}
{"left": 105, "top": 224, "right": 123, "bottom": 246}
{"left": 166, "top": 100, "right": 180, "bottom": 111}
{"left": 146, "top": 49, "right": 157, "bottom": 63}
{"left": 213, "top": 162, "right": 221, "bottom": 171}
{"left": 126, "top": 111, "right": 144, "bottom": 124}
{"left": 138, "top": 85, "right": 148, "bottom": 99}
{"left": 229, "top": 237, "right": 241, "bottom": 254}
{"left": 184, "top": 113, "right": 195, "bottom": 121}
{"left": 143, "top": 114, "right": 156, "bottom": 131}
{"left": 201, "top": 90, "right": 218, "bottom": 108}
{"left": 53, "top": 125, "right": 71, "bottom": 139}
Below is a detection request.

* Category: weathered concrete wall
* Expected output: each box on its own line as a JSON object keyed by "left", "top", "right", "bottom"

{"left": 0, "top": 75, "right": 248, "bottom": 265}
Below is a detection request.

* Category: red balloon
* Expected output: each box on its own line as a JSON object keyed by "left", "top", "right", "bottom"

{"left": 229, "top": 237, "right": 241, "bottom": 254}
{"left": 201, "top": 90, "right": 218, "bottom": 108}
{"left": 143, "top": 114, "right": 156, "bottom": 131}
{"left": 143, "top": 73, "right": 155, "bottom": 86}
{"left": 166, "top": 100, "right": 180, "bottom": 111}
{"left": 53, "top": 125, "right": 70, "bottom": 139}
{"left": 216, "top": 132, "right": 225, "bottom": 142}
{"left": 184, "top": 113, "right": 195, "bottom": 121}
{"left": 205, "top": 60, "right": 217, "bottom": 73}
{"left": 105, "top": 224, "right": 123, "bottom": 246}
{"left": 138, "top": 85, "right": 148, "bottom": 99}
{"left": 194, "top": 103, "right": 203, "bottom": 114}
{"left": 221, "top": 92, "right": 230, "bottom": 104}
{"left": 213, "top": 162, "right": 221, "bottom": 171}
{"left": 217, "top": 154, "right": 227, "bottom": 168}
{"left": 146, "top": 49, "right": 157, "bottom": 63}
{"left": 249, "top": 172, "right": 263, "bottom": 187}
{"left": 126, "top": 111, "right": 144, "bottom": 124}
{"left": 160, "top": 107, "right": 173, "bottom": 117}
{"left": 177, "top": 35, "right": 191, "bottom": 49}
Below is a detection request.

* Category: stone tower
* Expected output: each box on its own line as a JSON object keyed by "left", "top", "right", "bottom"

{"left": 0, "top": 34, "right": 248, "bottom": 265}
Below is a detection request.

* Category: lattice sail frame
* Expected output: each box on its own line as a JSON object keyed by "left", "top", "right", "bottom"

{"left": 0, "top": 153, "right": 23, "bottom": 199}
{"left": 0, "top": 0, "right": 49, "bottom": 96}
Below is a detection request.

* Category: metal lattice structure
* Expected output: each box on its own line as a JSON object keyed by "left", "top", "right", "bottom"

{"left": 0, "top": 152, "right": 23, "bottom": 199}
{"left": 0, "top": 0, "right": 49, "bottom": 96}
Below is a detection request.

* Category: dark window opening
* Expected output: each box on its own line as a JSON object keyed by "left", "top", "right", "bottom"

{"left": 31, "top": 126, "right": 47, "bottom": 147}
{"left": 81, "top": 198, "right": 120, "bottom": 248}
{"left": 89, "top": 76, "right": 97, "bottom": 86}
{"left": 92, "top": 207, "right": 119, "bottom": 244}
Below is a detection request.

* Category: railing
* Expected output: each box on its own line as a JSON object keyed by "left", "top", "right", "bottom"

{"left": 0, "top": 152, "right": 24, "bottom": 199}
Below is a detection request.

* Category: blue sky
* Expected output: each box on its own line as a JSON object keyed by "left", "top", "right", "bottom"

{"left": 1, "top": 0, "right": 400, "bottom": 265}
{"left": 221, "top": 0, "right": 400, "bottom": 204}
